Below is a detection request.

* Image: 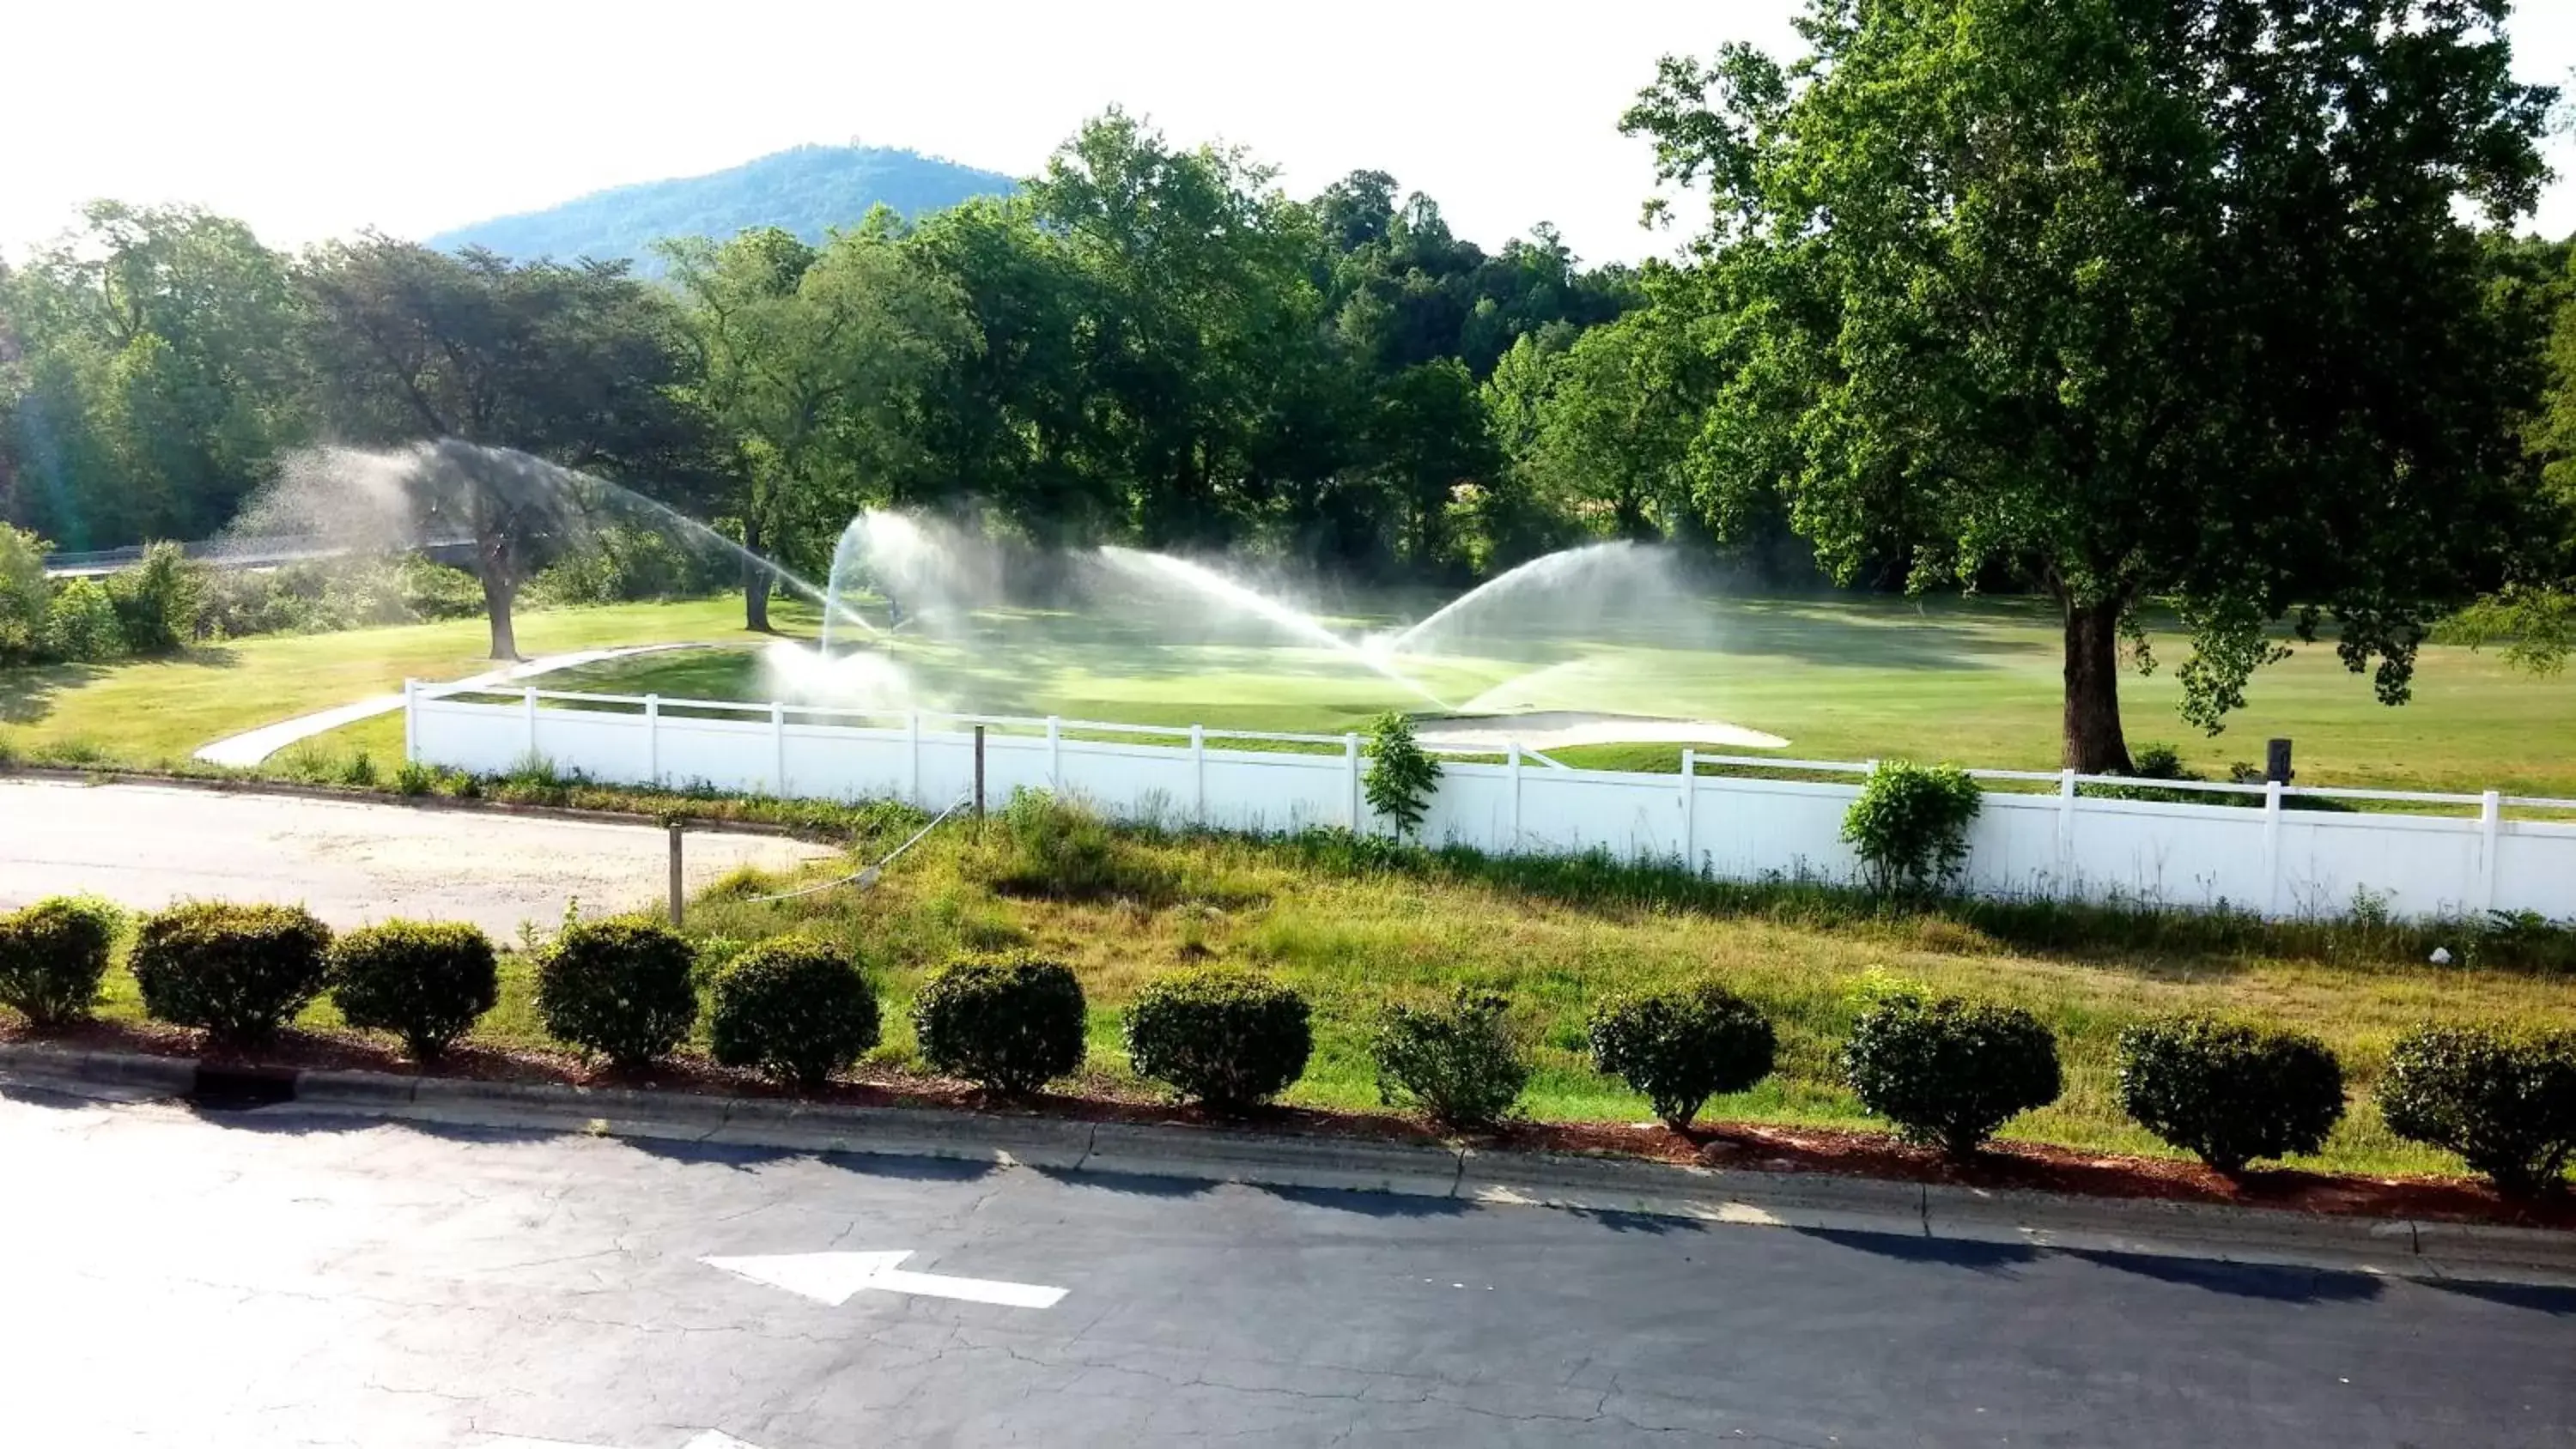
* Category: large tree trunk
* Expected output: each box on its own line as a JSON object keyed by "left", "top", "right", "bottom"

{"left": 2061, "top": 596, "right": 2131, "bottom": 773}
{"left": 742, "top": 512, "right": 772, "bottom": 634}
{"left": 482, "top": 573, "right": 519, "bottom": 663}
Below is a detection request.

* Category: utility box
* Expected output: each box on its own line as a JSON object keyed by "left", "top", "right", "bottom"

{"left": 2265, "top": 737, "right": 2294, "bottom": 785}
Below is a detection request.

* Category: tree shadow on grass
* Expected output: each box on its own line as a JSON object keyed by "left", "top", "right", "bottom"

{"left": 1, "top": 645, "right": 241, "bottom": 727}
{"left": 0, "top": 660, "right": 107, "bottom": 725}
{"left": 2059, "top": 1248, "right": 2385, "bottom": 1304}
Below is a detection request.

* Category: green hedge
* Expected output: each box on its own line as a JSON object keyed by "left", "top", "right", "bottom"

{"left": 708, "top": 937, "right": 880, "bottom": 1089}
{"left": 1124, "top": 967, "right": 1312, "bottom": 1112}
{"left": 131, "top": 901, "right": 333, "bottom": 1047}
{"left": 1587, "top": 982, "right": 1777, "bottom": 1131}
{"left": 330, "top": 920, "right": 500, "bottom": 1062}
{"left": 1372, "top": 988, "right": 1530, "bottom": 1130}
{"left": 535, "top": 919, "right": 700, "bottom": 1070}
{"left": 1841, "top": 991, "right": 2061, "bottom": 1160}
{"left": 2115, "top": 1015, "right": 2345, "bottom": 1175}
{"left": 910, "top": 955, "right": 1086, "bottom": 1094}
{"left": 0, "top": 895, "right": 124, "bottom": 1028}
{"left": 2377, "top": 1025, "right": 2576, "bottom": 1197}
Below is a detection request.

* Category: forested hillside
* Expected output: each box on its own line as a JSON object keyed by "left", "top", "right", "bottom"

{"left": 425, "top": 144, "right": 1015, "bottom": 270}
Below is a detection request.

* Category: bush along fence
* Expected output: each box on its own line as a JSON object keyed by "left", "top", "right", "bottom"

{"left": 404, "top": 684, "right": 2576, "bottom": 923}
{"left": 8, "top": 894, "right": 2576, "bottom": 1197}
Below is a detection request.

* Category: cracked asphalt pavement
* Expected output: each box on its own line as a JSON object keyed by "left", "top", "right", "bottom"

{"left": 3, "top": 1089, "right": 2571, "bottom": 1448}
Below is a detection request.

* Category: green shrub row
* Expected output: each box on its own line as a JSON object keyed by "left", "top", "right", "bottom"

{"left": 3, "top": 896, "right": 2571, "bottom": 1193}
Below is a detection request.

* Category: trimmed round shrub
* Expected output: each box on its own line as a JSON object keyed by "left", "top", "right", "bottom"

{"left": 329, "top": 920, "right": 500, "bottom": 1062}
{"left": 709, "top": 937, "right": 880, "bottom": 1090}
{"left": 2115, "top": 1015, "right": 2346, "bottom": 1176}
{"left": 0, "top": 894, "right": 124, "bottom": 1028}
{"left": 1841, "top": 991, "right": 2062, "bottom": 1160}
{"left": 910, "top": 954, "right": 1087, "bottom": 1094}
{"left": 535, "top": 919, "right": 700, "bottom": 1070}
{"left": 1587, "top": 982, "right": 1777, "bottom": 1131}
{"left": 1371, "top": 987, "right": 1530, "bottom": 1131}
{"left": 2378, "top": 1025, "right": 2576, "bottom": 1197}
{"left": 1123, "top": 967, "right": 1313, "bottom": 1112}
{"left": 131, "top": 901, "right": 333, "bottom": 1047}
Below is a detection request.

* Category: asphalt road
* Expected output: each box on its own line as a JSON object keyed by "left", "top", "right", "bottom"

{"left": 3, "top": 1089, "right": 2569, "bottom": 1448}
{"left": 0, "top": 780, "right": 833, "bottom": 935}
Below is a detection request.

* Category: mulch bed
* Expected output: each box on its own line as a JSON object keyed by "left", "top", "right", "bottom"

{"left": 10, "top": 1016, "right": 2572, "bottom": 1232}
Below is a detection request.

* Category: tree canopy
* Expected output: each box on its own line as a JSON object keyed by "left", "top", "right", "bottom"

{"left": 1625, "top": 0, "right": 2562, "bottom": 769}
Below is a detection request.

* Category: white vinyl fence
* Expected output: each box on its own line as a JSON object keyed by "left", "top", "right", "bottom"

{"left": 404, "top": 681, "right": 2576, "bottom": 924}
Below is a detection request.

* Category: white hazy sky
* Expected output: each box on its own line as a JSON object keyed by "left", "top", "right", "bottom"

{"left": 6, "top": 0, "right": 2573, "bottom": 267}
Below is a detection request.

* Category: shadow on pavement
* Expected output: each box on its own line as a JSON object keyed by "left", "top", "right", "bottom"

{"left": 2417, "top": 1278, "right": 2576, "bottom": 1317}
{"left": 1042, "top": 1165, "right": 1218, "bottom": 1200}
{"left": 2061, "top": 1249, "right": 2385, "bottom": 1304}
{"left": 1558, "top": 1206, "right": 1711, "bottom": 1236}
{"left": 1252, "top": 1183, "right": 1476, "bottom": 1218}
{"left": 1796, "top": 1228, "right": 2037, "bottom": 1275}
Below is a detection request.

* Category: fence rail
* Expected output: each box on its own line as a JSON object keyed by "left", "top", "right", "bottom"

{"left": 404, "top": 681, "right": 2576, "bottom": 924}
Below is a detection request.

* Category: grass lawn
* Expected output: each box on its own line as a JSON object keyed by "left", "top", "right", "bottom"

{"left": 0, "top": 598, "right": 769, "bottom": 771}
{"left": 531, "top": 592, "right": 2576, "bottom": 797}
{"left": 53, "top": 797, "right": 2576, "bottom": 1181}
{"left": 4, "top": 587, "right": 2570, "bottom": 795}
{"left": 10, "top": 583, "right": 2573, "bottom": 1181}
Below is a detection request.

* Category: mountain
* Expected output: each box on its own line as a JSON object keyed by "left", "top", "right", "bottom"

{"left": 424, "top": 144, "right": 1017, "bottom": 270}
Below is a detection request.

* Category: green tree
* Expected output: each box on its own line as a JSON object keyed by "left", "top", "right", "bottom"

{"left": 1625, "top": 0, "right": 2559, "bottom": 771}
{"left": 663, "top": 221, "right": 968, "bottom": 629}
{"left": 897, "top": 197, "right": 1108, "bottom": 543}
{"left": 1369, "top": 359, "right": 1499, "bottom": 571}
{"left": 2443, "top": 238, "right": 2576, "bottom": 673}
{"left": 297, "top": 236, "right": 699, "bottom": 658}
{"left": 1028, "top": 110, "right": 1326, "bottom": 549}
{"left": 1526, "top": 307, "right": 1703, "bottom": 541}
{"left": 1, "top": 204, "right": 308, "bottom": 547}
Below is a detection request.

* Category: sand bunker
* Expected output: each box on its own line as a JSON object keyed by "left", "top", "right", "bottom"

{"left": 1414, "top": 711, "right": 1788, "bottom": 754}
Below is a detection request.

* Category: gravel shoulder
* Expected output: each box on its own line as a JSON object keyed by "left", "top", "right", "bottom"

{"left": 0, "top": 779, "right": 835, "bottom": 936}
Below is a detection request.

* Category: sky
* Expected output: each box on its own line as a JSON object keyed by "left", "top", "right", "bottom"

{"left": 5, "top": 0, "right": 2573, "bottom": 267}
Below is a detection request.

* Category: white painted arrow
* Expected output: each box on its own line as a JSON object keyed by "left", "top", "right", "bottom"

{"left": 702, "top": 1250, "right": 1066, "bottom": 1309}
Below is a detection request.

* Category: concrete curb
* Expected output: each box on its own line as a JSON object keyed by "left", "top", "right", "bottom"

{"left": 9, "top": 1041, "right": 2575, "bottom": 1287}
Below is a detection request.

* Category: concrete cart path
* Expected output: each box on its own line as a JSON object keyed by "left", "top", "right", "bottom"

{"left": 0, "top": 779, "right": 833, "bottom": 935}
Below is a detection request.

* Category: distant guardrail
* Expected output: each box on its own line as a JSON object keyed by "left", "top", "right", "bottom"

{"left": 41, "top": 535, "right": 478, "bottom": 578}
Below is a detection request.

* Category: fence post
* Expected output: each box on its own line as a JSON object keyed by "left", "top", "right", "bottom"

{"left": 645, "top": 694, "right": 661, "bottom": 787}
{"left": 973, "top": 724, "right": 987, "bottom": 821}
{"left": 1047, "top": 715, "right": 1062, "bottom": 789}
{"left": 1190, "top": 724, "right": 1206, "bottom": 824}
{"left": 1680, "top": 748, "right": 1697, "bottom": 871}
{"left": 1508, "top": 741, "right": 1523, "bottom": 853}
{"left": 908, "top": 711, "right": 923, "bottom": 809}
{"left": 1346, "top": 731, "right": 1362, "bottom": 831}
{"left": 402, "top": 679, "right": 419, "bottom": 765}
{"left": 2057, "top": 767, "right": 2078, "bottom": 892}
{"left": 667, "top": 822, "right": 685, "bottom": 926}
{"left": 770, "top": 700, "right": 787, "bottom": 797}
{"left": 2479, "top": 790, "right": 2502, "bottom": 913}
{"left": 522, "top": 686, "right": 538, "bottom": 760}
{"left": 2262, "top": 779, "right": 2285, "bottom": 918}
